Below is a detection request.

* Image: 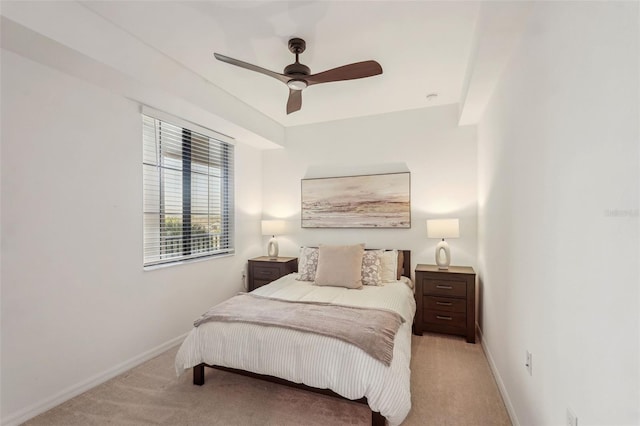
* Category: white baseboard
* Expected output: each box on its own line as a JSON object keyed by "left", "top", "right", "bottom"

{"left": 1, "top": 333, "right": 189, "bottom": 426}
{"left": 478, "top": 326, "right": 520, "bottom": 426}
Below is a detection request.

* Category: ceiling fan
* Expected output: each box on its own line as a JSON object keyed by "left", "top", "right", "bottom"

{"left": 214, "top": 38, "right": 383, "bottom": 114}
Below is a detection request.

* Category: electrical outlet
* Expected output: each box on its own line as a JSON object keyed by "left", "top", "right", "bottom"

{"left": 566, "top": 408, "right": 578, "bottom": 426}
{"left": 525, "top": 351, "right": 532, "bottom": 376}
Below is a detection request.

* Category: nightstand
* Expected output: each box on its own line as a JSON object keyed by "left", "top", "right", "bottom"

{"left": 247, "top": 256, "right": 297, "bottom": 291}
{"left": 414, "top": 264, "right": 476, "bottom": 343}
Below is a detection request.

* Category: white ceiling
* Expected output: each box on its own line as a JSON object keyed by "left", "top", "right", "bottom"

{"left": 81, "top": 0, "right": 479, "bottom": 127}
{"left": 1, "top": 1, "right": 531, "bottom": 138}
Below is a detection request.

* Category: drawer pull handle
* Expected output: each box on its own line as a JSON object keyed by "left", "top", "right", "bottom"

{"left": 436, "top": 285, "right": 453, "bottom": 290}
{"left": 436, "top": 315, "right": 453, "bottom": 321}
{"left": 436, "top": 301, "right": 453, "bottom": 306}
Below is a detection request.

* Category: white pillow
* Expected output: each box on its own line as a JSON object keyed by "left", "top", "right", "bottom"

{"left": 380, "top": 249, "right": 398, "bottom": 283}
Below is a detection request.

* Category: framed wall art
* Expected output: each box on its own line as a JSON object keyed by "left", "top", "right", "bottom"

{"left": 301, "top": 172, "right": 411, "bottom": 228}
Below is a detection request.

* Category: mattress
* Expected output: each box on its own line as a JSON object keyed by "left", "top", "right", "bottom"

{"left": 175, "top": 273, "right": 416, "bottom": 426}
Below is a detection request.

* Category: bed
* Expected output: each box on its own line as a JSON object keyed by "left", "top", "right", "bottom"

{"left": 175, "top": 248, "right": 415, "bottom": 426}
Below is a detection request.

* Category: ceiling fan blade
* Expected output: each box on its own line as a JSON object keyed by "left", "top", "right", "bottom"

{"left": 214, "top": 53, "right": 289, "bottom": 84}
{"left": 306, "top": 60, "right": 382, "bottom": 86}
{"left": 286, "top": 89, "right": 302, "bottom": 114}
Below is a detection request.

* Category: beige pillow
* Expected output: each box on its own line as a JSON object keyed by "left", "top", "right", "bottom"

{"left": 314, "top": 244, "right": 365, "bottom": 289}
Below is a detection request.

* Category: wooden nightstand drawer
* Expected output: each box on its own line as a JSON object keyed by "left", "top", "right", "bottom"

{"left": 424, "top": 296, "right": 466, "bottom": 313}
{"left": 423, "top": 279, "right": 466, "bottom": 297}
{"left": 423, "top": 310, "right": 467, "bottom": 328}
{"left": 252, "top": 265, "right": 281, "bottom": 280}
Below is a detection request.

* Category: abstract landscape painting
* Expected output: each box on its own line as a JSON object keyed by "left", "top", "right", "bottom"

{"left": 301, "top": 172, "right": 411, "bottom": 228}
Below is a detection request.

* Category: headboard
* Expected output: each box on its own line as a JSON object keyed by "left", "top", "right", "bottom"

{"left": 400, "top": 250, "right": 411, "bottom": 279}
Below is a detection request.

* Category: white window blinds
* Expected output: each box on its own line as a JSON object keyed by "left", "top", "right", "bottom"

{"left": 142, "top": 110, "right": 234, "bottom": 267}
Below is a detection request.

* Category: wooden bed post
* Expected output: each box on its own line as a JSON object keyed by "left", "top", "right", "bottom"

{"left": 193, "top": 364, "right": 205, "bottom": 386}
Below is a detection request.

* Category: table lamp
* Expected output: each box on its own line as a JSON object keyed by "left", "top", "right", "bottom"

{"left": 426, "top": 218, "right": 460, "bottom": 269}
{"left": 261, "top": 220, "right": 285, "bottom": 259}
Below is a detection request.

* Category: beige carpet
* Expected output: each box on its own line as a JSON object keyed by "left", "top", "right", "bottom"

{"left": 24, "top": 333, "right": 511, "bottom": 426}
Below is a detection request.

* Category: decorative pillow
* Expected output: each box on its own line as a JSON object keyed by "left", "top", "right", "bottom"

{"left": 296, "top": 247, "right": 319, "bottom": 281}
{"left": 314, "top": 244, "right": 365, "bottom": 289}
{"left": 380, "top": 249, "right": 399, "bottom": 283}
{"left": 362, "top": 250, "right": 383, "bottom": 286}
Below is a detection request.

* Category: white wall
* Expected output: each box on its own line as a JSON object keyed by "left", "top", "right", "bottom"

{"left": 262, "top": 104, "right": 478, "bottom": 276}
{"left": 0, "top": 49, "right": 263, "bottom": 424}
{"left": 477, "top": 2, "right": 639, "bottom": 425}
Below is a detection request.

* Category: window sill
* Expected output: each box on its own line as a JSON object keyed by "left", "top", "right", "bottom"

{"left": 143, "top": 252, "right": 235, "bottom": 271}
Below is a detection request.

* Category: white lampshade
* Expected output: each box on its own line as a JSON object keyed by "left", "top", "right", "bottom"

{"left": 261, "top": 220, "right": 285, "bottom": 236}
{"left": 426, "top": 218, "right": 460, "bottom": 239}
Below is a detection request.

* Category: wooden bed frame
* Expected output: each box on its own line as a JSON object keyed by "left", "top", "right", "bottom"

{"left": 193, "top": 250, "right": 411, "bottom": 426}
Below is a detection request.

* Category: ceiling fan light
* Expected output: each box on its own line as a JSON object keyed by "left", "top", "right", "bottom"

{"left": 287, "top": 79, "right": 307, "bottom": 91}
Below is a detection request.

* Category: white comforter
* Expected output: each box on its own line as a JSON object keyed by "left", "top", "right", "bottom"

{"left": 175, "top": 274, "right": 416, "bottom": 426}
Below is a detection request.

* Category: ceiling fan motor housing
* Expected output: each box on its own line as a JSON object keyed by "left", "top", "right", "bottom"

{"left": 284, "top": 62, "right": 310, "bottom": 76}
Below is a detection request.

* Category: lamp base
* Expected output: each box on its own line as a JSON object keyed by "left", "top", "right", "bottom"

{"left": 267, "top": 236, "right": 279, "bottom": 259}
{"left": 435, "top": 239, "right": 451, "bottom": 269}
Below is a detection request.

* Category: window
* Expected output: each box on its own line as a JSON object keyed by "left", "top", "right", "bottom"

{"left": 142, "top": 108, "right": 234, "bottom": 267}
